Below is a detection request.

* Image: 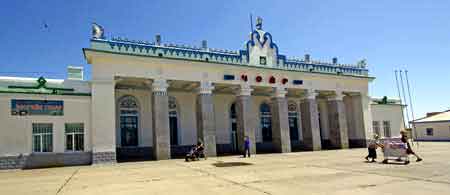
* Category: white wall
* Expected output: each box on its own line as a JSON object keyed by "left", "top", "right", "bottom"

{"left": 415, "top": 122, "right": 450, "bottom": 141}
{"left": 213, "top": 94, "right": 234, "bottom": 145}
{"left": 0, "top": 94, "right": 91, "bottom": 156}
{"left": 168, "top": 91, "right": 197, "bottom": 146}
{"left": 370, "top": 104, "right": 404, "bottom": 138}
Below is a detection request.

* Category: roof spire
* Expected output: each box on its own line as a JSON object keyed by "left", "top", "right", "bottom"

{"left": 256, "top": 16, "right": 263, "bottom": 30}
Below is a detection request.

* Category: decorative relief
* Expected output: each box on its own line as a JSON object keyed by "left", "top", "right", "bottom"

{"left": 119, "top": 96, "right": 138, "bottom": 109}
{"left": 92, "top": 23, "right": 104, "bottom": 39}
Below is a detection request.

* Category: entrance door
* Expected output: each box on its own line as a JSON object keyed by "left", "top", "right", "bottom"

{"left": 260, "top": 103, "right": 272, "bottom": 142}
{"left": 288, "top": 102, "right": 299, "bottom": 141}
{"left": 168, "top": 96, "right": 179, "bottom": 146}
{"left": 169, "top": 116, "right": 178, "bottom": 145}
{"left": 230, "top": 103, "right": 238, "bottom": 153}
{"left": 289, "top": 117, "right": 299, "bottom": 141}
{"left": 120, "top": 115, "right": 138, "bottom": 146}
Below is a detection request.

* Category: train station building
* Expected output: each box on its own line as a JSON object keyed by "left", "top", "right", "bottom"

{"left": 0, "top": 18, "right": 390, "bottom": 169}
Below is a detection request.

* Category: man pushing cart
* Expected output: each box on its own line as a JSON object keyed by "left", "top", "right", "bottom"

{"left": 380, "top": 137, "right": 409, "bottom": 164}
{"left": 379, "top": 131, "right": 423, "bottom": 165}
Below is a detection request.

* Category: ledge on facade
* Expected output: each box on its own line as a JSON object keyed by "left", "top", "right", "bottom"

{"left": 84, "top": 47, "right": 374, "bottom": 80}
{"left": 88, "top": 38, "right": 369, "bottom": 77}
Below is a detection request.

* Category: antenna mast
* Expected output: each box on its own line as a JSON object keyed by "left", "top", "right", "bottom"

{"left": 399, "top": 70, "right": 411, "bottom": 129}
{"left": 395, "top": 70, "right": 407, "bottom": 130}
{"left": 405, "top": 70, "right": 419, "bottom": 147}
{"left": 250, "top": 13, "right": 254, "bottom": 32}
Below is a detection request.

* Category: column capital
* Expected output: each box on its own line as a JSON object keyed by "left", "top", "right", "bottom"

{"left": 152, "top": 78, "right": 169, "bottom": 93}
{"left": 303, "top": 89, "right": 318, "bottom": 100}
{"left": 235, "top": 83, "right": 253, "bottom": 96}
{"left": 197, "top": 81, "right": 215, "bottom": 95}
{"left": 328, "top": 91, "right": 345, "bottom": 101}
{"left": 272, "top": 86, "right": 287, "bottom": 98}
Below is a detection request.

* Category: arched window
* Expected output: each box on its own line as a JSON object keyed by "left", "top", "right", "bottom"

{"left": 288, "top": 101, "right": 299, "bottom": 141}
{"left": 168, "top": 96, "right": 179, "bottom": 145}
{"left": 119, "top": 96, "right": 139, "bottom": 147}
{"left": 260, "top": 102, "right": 272, "bottom": 142}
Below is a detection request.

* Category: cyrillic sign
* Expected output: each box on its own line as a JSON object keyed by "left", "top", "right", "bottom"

{"left": 11, "top": 99, "right": 63, "bottom": 116}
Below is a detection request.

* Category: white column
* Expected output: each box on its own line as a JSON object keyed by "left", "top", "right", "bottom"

{"left": 295, "top": 99, "right": 303, "bottom": 142}
{"left": 353, "top": 94, "right": 373, "bottom": 147}
{"left": 300, "top": 89, "right": 322, "bottom": 151}
{"left": 235, "top": 83, "right": 257, "bottom": 154}
{"left": 151, "top": 78, "right": 171, "bottom": 160}
{"left": 327, "top": 91, "right": 349, "bottom": 149}
{"left": 343, "top": 93, "right": 373, "bottom": 147}
{"left": 271, "top": 86, "right": 291, "bottom": 153}
{"left": 91, "top": 79, "right": 117, "bottom": 163}
{"left": 318, "top": 99, "right": 330, "bottom": 140}
{"left": 196, "top": 81, "right": 217, "bottom": 157}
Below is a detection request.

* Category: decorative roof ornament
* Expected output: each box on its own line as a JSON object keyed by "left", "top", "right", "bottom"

{"left": 256, "top": 17, "right": 263, "bottom": 30}
{"left": 357, "top": 59, "right": 367, "bottom": 68}
{"left": 92, "top": 23, "right": 105, "bottom": 39}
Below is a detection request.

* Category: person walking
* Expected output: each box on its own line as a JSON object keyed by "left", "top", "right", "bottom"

{"left": 400, "top": 131, "right": 422, "bottom": 163}
{"left": 243, "top": 136, "right": 251, "bottom": 158}
{"left": 365, "top": 134, "right": 382, "bottom": 162}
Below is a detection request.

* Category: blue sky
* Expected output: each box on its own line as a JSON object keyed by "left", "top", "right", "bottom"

{"left": 1, "top": 0, "right": 449, "bottom": 119}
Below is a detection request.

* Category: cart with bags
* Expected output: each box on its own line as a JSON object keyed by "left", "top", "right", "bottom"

{"left": 380, "top": 137, "right": 409, "bottom": 165}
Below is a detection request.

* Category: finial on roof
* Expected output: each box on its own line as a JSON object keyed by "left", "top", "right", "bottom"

{"left": 155, "top": 34, "right": 161, "bottom": 45}
{"left": 92, "top": 23, "right": 104, "bottom": 39}
{"left": 202, "top": 40, "right": 208, "bottom": 50}
{"left": 304, "top": 54, "right": 311, "bottom": 62}
{"left": 256, "top": 17, "right": 263, "bottom": 30}
{"left": 332, "top": 57, "right": 338, "bottom": 64}
{"left": 357, "top": 59, "right": 367, "bottom": 68}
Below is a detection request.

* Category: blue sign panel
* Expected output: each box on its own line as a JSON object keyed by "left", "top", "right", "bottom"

{"left": 11, "top": 99, "right": 64, "bottom": 116}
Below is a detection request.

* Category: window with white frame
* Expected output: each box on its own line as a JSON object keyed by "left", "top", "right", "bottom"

{"left": 372, "top": 121, "right": 380, "bottom": 136}
{"left": 32, "top": 123, "right": 53, "bottom": 152}
{"left": 65, "top": 123, "right": 84, "bottom": 151}
{"left": 426, "top": 128, "right": 434, "bottom": 136}
{"left": 383, "top": 121, "right": 391, "bottom": 137}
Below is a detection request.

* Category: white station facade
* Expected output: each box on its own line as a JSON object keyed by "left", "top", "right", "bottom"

{"left": 1, "top": 18, "right": 386, "bottom": 169}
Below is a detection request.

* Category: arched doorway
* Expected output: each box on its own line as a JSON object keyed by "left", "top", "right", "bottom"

{"left": 119, "top": 96, "right": 139, "bottom": 147}
{"left": 230, "top": 103, "right": 238, "bottom": 153}
{"left": 168, "top": 96, "right": 179, "bottom": 146}
{"left": 260, "top": 102, "right": 272, "bottom": 142}
{"left": 288, "top": 101, "right": 299, "bottom": 141}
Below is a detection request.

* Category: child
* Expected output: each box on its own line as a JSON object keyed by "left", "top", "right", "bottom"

{"left": 365, "top": 134, "right": 381, "bottom": 162}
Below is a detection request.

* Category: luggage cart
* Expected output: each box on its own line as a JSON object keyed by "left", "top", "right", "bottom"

{"left": 380, "top": 137, "right": 409, "bottom": 165}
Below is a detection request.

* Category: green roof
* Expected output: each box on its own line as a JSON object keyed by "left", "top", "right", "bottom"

{"left": 0, "top": 77, "right": 91, "bottom": 96}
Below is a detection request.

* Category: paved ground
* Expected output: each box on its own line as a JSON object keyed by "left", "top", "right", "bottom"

{"left": 1, "top": 142, "right": 450, "bottom": 195}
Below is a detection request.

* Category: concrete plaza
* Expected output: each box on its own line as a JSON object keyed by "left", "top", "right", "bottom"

{"left": 1, "top": 142, "right": 449, "bottom": 195}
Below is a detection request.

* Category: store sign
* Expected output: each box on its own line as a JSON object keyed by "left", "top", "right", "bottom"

{"left": 11, "top": 99, "right": 64, "bottom": 116}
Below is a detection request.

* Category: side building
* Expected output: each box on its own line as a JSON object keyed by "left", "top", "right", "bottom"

{"left": 0, "top": 73, "right": 92, "bottom": 169}
{"left": 370, "top": 97, "right": 405, "bottom": 138}
{"left": 412, "top": 110, "right": 450, "bottom": 141}
{"left": 1, "top": 18, "right": 380, "bottom": 169}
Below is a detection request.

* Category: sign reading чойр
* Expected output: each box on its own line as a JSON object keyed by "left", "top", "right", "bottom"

{"left": 11, "top": 99, "right": 64, "bottom": 116}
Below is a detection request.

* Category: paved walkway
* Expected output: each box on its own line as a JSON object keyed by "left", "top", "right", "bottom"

{"left": 1, "top": 142, "right": 449, "bottom": 195}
